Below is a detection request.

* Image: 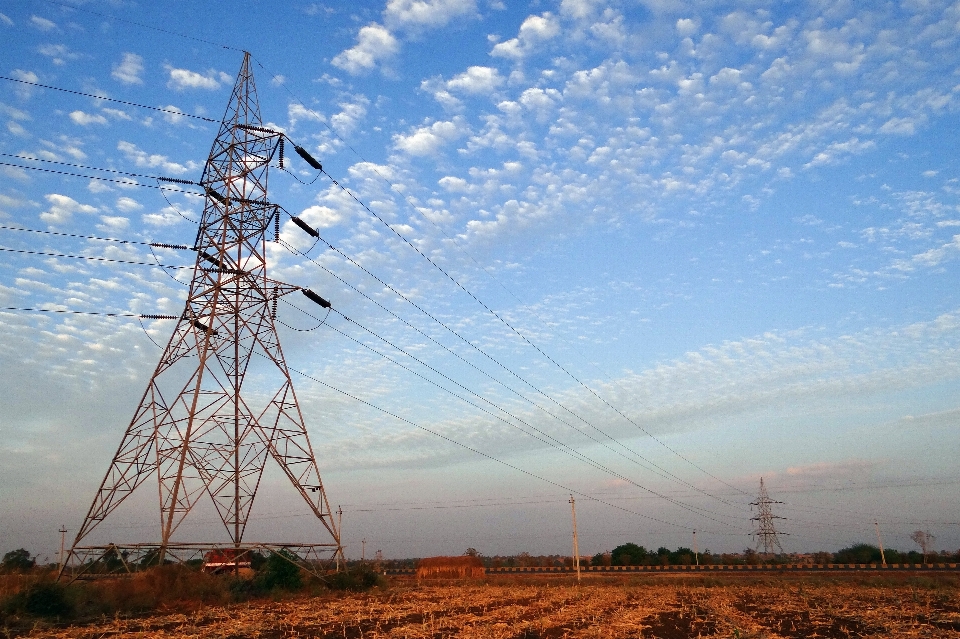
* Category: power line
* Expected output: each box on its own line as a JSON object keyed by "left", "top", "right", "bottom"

{"left": 0, "top": 224, "right": 191, "bottom": 250}
{"left": 2, "top": 306, "right": 177, "bottom": 320}
{"left": 279, "top": 229, "right": 735, "bottom": 511}
{"left": 0, "top": 153, "right": 201, "bottom": 187}
{"left": 5, "top": 218, "right": 733, "bottom": 521}
{"left": 0, "top": 161, "right": 205, "bottom": 195}
{"left": 14, "top": 3, "right": 740, "bottom": 513}
{"left": 0, "top": 74, "right": 220, "bottom": 122}
{"left": 0, "top": 246, "right": 192, "bottom": 270}
{"left": 275, "top": 353, "right": 720, "bottom": 533}
{"left": 296, "top": 303, "right": 740, "bottom": 525}
{"left": 41, "top": 0, "right": 242, "bottom": 52}
{"left": 254, "top": 52, "right": 748, "bottom": 499}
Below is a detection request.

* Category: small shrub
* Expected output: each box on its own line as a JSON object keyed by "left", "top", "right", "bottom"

{"left": 256, "top": 550, "right": 303, "bottom": 591}
{"left": 3, "top": 582, "right": 73, "bottom": 618}
{"left": 327, "top": 568, "right": 386, "bottom": 591}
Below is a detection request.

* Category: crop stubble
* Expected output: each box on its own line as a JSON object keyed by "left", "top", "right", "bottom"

{"left": 19, "top": 576, "right": 960, "bottom": 638}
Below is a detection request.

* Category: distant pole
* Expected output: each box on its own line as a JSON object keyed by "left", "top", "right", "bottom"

{"left": 569, "top": 495, "right": 581, "bottom": 584}
{"left": 693, "top": 530, "right": 698, "bottom": 566}
{"left": 362, "top": 537, "right": 366, "bottom": 563}
{"left": 337, "top": 505, "right": 343, "bottom": 571}
{"left": 58, "top": 526, "right": 67, "bottom": 572}
{"left": 875, "top": 521, "right": 886, "bottom": 566}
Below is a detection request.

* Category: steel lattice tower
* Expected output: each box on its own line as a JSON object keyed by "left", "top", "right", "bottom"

{"left": 62, "top": 53, "right": 340, "bottom": 576}
{"left": 750, "top": 477, "right": 785, "bottom": 555}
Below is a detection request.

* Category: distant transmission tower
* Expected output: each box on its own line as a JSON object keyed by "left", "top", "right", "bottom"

{"left": 750, "top": 477, "right": 786, "bottom": 555}
{"left": 61, "top": 53, "right": 341, "bottom": 579}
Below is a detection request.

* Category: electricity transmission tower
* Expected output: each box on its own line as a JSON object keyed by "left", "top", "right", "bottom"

{"left": 61, "top": 53, "right": 341, "bottom": 579}
{"left": 750, "top": 477, "right": 785, "bottom": 555}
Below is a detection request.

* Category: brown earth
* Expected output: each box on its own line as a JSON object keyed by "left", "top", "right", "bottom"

{"left": 16, "top": 574, "right": 960, "bottom": 638}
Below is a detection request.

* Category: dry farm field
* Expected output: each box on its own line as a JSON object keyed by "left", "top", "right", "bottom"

{"left": 15, "top": 575, "right": 960, "bottom": 638}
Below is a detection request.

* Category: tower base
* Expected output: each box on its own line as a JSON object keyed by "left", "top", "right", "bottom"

{"left": 59, "top": 542, "right": 342, "bottom": 582}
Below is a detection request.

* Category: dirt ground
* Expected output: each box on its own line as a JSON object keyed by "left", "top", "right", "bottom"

{"left": 18, "top": 574, "right": 960, "bottom": 638}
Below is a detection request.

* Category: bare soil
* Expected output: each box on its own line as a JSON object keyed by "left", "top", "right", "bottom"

{"left": 15, "top": 574, "right": 960, "bottom": 638}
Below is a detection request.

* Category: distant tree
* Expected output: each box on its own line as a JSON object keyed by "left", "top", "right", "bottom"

{"left": 517, "top": 552, "right": 537, "bottom": 567}
{"left": 464, "top": 548, "right": 480, "bottom": 557}
{"left": 591, "top": 552, "right": 611, "bottom": 567}
{"left": 1, "top": 548, "right": 35, "bottom": 573}
{"left": 611, "top": 543, "right": 648, "bottom": 566}
{"left": 670, "top": 547, "right": 694, "bottom": 565}
{"left": 835, "top": 543, "right": 882, "bottom": 564}
{"left": 911, "top": 530, "right": 935, "bottom": 563}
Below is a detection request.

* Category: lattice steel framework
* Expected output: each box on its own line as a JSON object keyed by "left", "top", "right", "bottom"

{"left": 61, "top": 53, "right": 340, "bottom": 577}
{"left": 750, "top": 476, "right": 785, "bottom": 555}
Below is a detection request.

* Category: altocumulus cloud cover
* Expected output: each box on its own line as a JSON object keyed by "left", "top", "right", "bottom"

{"left": 0, "top": 0, "right": 959, "bottom": 560}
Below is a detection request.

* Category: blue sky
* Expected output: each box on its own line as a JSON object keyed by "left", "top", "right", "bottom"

{"left": 1, "top": 0, "right": 960, "bottom": 563}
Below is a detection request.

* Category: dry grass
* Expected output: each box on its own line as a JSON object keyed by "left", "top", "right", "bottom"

{"left": 10, "top": 574, "right": 960, "bottom": 638}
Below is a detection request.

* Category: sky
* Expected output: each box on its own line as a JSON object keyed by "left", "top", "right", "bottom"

{"left": 1, "top": 0, "right": 959, "bottom": 564}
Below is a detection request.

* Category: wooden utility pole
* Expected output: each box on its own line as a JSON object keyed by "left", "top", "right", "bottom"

{"left": 693, "top": 530, "right": 698, "bottom": 566}
{"left": 569, "top": 495, "right": 581, "bottom": 584}
{"left": 875, "top": 521, "right": 886, "bottom": 566}
{"left": 362, "top": 537, "right": 367, "bottom": 563}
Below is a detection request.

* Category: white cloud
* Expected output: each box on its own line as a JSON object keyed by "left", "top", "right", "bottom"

{"left": 111, "top": 53, "right": 144, "bottom": 85}
{"left": 288, "top": 103, "right": 325, "bottom": 128}
{"left": 438, "top": 176, "right": 471, "bottom": 192}
{"left": 519, "top": 87, "right": 558, "bottom": 114}
{"left": 143, "top": 206, "right": 186, "bottom": 226}
{"left": 676, "top": 17, "right": 698, "bottom": 36}
{"left": 895, "top": 235, "right": 960, "bottom": 271}
{"left": 37, "top": 44, "right": 78, "bottom": 65}
{"left": 331, "top": 97, "right": 369, "bottom": 136}
{"left": 39, "top": 194, "right": 98, "bottom": 225}
{"left": 29, "top": 15, "right": 56, "bottom": 31}
{"left": 165, "top": 66, "right": 231, "bottom": 91}
{"left": 384, "top": 0, "right": 476, "bottom": 29}
{"left": 299, "top": 205, "right": 344, "bottom": 230}
{"left": 446, "top": 66, "right": 503, "bottom": 94}
{"left": 805, "top": 138, "right": 876, "bottom": 168}
{"left": 560, "top": 0, "right": 600, "bottom": 20}
{"left": 160, "top": 105, "right": 187, "bottom": 125}
{"left": 117, "top": 140, "right": 198, "bottom": 175}
{"left": 10, "top": 69, "right": 39, "bottom": 98}
{"left": 393, "top": 119, "right": 465, "bottom": 156}
{"left": 11, "top": 69, "right": 37, "bottom": 83}
{"left": 7, "top": 121, "right": 28, "bottom": 137}
{"left": 0, "top": 194, "right": 25, "bottom": 209}
{"left": 491, "top": 12, "right": 560, "bottom": 60}
{"left": 879, "top": 116, "right": 920, "bottom": 135}
{"left": 0, "top": 13, "right": 13, "bottom": 26}
{"left": 98, "top": 215, "right": 129, "bottom": 229}
{"left": 115, "top": 197, "right": 143, "bottom": 213}
{"left": 331, "top": 23, "right": 399, "bottom": 75}
{"left": 68, "top": 110, "right": 108, "bottom": 126}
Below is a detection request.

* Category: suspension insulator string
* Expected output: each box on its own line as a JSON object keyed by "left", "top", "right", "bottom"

{"left": 291, "top": 216, "right": 319, "bottom": 238}
{"left": 301, "top": 288, "right": 331, "bottom": 308}
{"left": 294, "top": 145, "right": 322, "bottom": 171}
